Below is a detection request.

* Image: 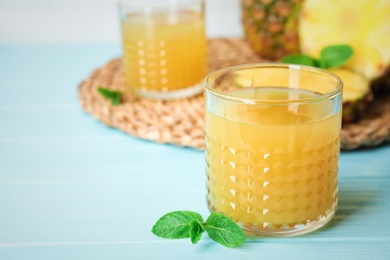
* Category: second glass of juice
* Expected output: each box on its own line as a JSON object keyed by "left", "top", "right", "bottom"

{"left": 204, "top": 64, "right": 343, "bottom": 237}
{"left": 118, "top": 0, "right": 208, "bottom": 100}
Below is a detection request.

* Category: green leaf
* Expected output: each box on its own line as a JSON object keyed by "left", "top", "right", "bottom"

{"left": 189, "top": 219, "right": 204, "bottom": 244}
{"left": 320, "top": 44, "right": 354, "bottom": 68}
{"left": 205, "top": 213, "right": 246, "bottom": 248}
{"left": 97, "top": 87, "right": 121, "bottom": 106}
{"left": 152, "top": 211, "right": 203, "bottom": 239}
{"left": 318, "top": 58, "right": 328, "bottom": 69}
{"left": 281, "top": 54, "right": 319, "bottom": 67}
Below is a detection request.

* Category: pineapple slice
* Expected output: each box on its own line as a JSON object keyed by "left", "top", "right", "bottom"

{"left": 299, "top": 0, "right": 390, "bottom": 81}
{"left": 330, "top": 68, "right": 372, "bottom": 123}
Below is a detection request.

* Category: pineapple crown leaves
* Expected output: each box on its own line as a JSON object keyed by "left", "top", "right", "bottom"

{"left": 281, "top": 44, "right": 354, "bottom": 69}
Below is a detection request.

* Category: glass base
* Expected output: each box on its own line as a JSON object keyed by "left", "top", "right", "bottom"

{"left": 132, "top": 83, "right": 203, "bottom": 100}
{"left": 208, "top": 202, "right": 336, "bottom": 237}
{"left": 238, "top": 210, "right": 335, "bottom": 237}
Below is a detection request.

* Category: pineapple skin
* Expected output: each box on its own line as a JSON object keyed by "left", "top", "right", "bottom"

{"left": 343, "top": 94, "right": 373, "bottom": 124}
{"left": 371, "top": 67, "right": 390, "bottom": 95}
{"left": 331, "top": 68, "right": 373, "bottom": 124}
{"left": 241, "top": 0, "right": 303, "bottom": 60}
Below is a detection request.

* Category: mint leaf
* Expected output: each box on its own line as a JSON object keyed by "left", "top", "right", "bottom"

{"left": 97, "top": 87, "right": 121, "bottom": 106}
{"left": 320, "top": 44, "right": 353, "bottom": 68}
{"left": 281, "top": 54, "right": 319, "bottom": 67}
{"left": 189, "top": 219, "right": 204, "bottom": 244}
{"left": 152, "top": 211, "right": 203, "bottom": 239}
{"left": 152, "top": 211, "right": 246, "bottom": 248}
{"left": 205, "top": 213, "right": 246, "bottom": 248}
{"left": 318, "top": 58, "right": 327, "bottom": 69}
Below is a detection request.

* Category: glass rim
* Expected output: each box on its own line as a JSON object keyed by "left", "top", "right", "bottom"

{"left": 118, "top": 0, "right": 204, "bottom": 9}
{"left": 204, "top": 63, "right": 343, "bottom": 105}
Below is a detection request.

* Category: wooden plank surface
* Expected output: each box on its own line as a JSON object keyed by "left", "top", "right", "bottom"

{"left": 0, "top": 45, "right": 390, "bottom": 259}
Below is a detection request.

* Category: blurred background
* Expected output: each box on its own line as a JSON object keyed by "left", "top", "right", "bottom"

{"left": 0, "top": 0, "right": 243, "bottom": 44}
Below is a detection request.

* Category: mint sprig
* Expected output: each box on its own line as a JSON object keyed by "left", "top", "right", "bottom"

{"left": 152, "top": 211, "right": 246, "bottom": 248}
{"left": 281, "top": 44, "right": 353, "bottom": 69}
{"left": 97, "top": 87, "right": 122, "bottom": 106}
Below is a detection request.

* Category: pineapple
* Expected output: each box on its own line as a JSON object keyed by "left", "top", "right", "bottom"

{"left": 241, "top": 0, "right": 390, "bottom": 81}
{"left": 299, "top": 0, "right": 390, "bottom": 81}
{"left": 241, "top": 0, "right": 303, "bottom": 60}
{"left": 330, "top": 68, "right": 373, "bottom": 123}
{"left": 241, "top": 0, "right": 390, "bottom": 123}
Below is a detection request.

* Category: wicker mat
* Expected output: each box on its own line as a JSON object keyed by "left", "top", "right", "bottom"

{"left": 78, "top": 38, "right": 390, "bottom": 150}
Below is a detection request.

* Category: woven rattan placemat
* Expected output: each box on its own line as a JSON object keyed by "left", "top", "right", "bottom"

{"left": 79, "top": 38, "right": 390, "bottom": 150}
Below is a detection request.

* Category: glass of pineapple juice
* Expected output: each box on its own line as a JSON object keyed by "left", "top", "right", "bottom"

{"left": 204, "top": 63, "right": 343, "bottom": 237}
{"left": 118, "top": 0, "right": 208, "bottom": 100}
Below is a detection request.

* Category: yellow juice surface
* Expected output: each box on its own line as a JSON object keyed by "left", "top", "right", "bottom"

{"left": 206, "top": 87, "right": 340, "bottom": 228}
{"left": 121, "top": 11, "right": 207, "bottom": 92}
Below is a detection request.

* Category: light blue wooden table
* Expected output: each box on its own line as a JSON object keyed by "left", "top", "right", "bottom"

{"left": 1, "top": 45, "right": 390, "bottom": 260}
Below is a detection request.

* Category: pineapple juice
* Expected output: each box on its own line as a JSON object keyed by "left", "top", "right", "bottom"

{"left": 121, "top": 10, "right": 207, "bottom": 97}
{"left": 206, "top": 87, "right": 340, "bottom": 234}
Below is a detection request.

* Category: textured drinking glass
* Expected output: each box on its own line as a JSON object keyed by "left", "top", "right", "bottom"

{"left": 118, "top": 0, "right": 207, "bottom": 100}
{"left": 204, "top": 64, "right": 343, "bottom": 237}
